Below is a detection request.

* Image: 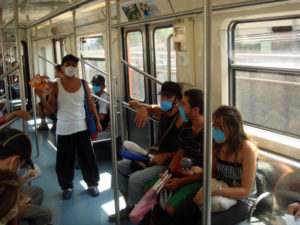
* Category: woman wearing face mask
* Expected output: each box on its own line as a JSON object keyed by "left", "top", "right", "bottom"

{"left": 172, "top": 105, "right": 258, "bottom": 225}
{"left": 36, "top": 54, "right": 101, "bottom": 200}
{"left": 0, "top": 170, "right": 24, "bottom": 225}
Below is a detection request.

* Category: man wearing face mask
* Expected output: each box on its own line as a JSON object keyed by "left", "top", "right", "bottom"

{"left": 36, "top": 54, "right": 101, "bottom": 200}
{"left": 0, "top": 128, "right": 52, "bottom": 225}
{"left": 91, "top": 75, "right": 110, "bottom": 131}
{"left": 109, "top": 81, "right": 183, "bottom": 222}
{"left": 156, "top": 89, "right": 204, "bottom": 217}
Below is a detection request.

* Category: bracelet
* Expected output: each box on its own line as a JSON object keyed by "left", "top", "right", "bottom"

{"left": 217, "top": 185, "right": 223, "bottom": 196}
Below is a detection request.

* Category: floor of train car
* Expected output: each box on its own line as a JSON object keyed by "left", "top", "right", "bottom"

{"left": 12, "top": 119, "right": 133, "bottom": 225}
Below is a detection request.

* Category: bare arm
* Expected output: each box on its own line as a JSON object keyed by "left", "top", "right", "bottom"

{"left": 129, "top": 100, "right": 162, "bottom": 127}
{"left": 36, "top": 83, "right": 57, "bottom": 114}
{"left": 168, "top": 149, "right": 185, "bottom": 172}
{"left": 213, "top": 141, "right": 258, "bottom": 199}
{"left": 5, "top": 110, "right": 31, "bottom": 123}
{"left": 85, "top": 81, "right": 102, "bottom": 133}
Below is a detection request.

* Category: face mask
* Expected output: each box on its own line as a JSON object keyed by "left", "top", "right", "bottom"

{"left": 212, "top": 127, "right": 226, "bottom": 142}
{"left": 179, "top": 106, "right": 188, "bottom": 122}
{"left": 64, "top": 66, "right": 77, "bottom": 77}
{"left": 160, "top": 101, "right": 173, "bottom": 112}
{"left": 92, "top": 86, "right": 101, "bottom": 93}
{"left": 1, "top": 206, "right": 18, "bottom": 224}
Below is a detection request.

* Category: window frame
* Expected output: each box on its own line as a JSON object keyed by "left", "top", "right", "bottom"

{"left": 124, "top": 29, "right": 146, "bottom": 102}
{"left": 228, "top": 17, "right": 300, "bottom": 139}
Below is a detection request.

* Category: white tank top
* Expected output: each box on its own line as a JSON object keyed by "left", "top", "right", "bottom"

{"left": 56, "top": 78, "right": 87, "bottom": 135}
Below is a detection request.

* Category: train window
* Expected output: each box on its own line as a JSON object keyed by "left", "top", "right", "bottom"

{"left": 80, "top": 36, "right": 105, "bottom": 82}
{"left": 126, "top": 31, "right": 145, "bottom": 101}
{"left": 229, "top": 19, "right": 300, "bottom": 138}
{"left": 154, "top": 27, "right": 176, "bottom": 98}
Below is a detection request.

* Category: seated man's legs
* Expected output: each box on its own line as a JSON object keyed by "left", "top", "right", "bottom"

{"left": 127, "top": 164, "right": 166, "bottom": 207}
{"left": 165, "top": 181, "right": 202, "bottom": 216}
{"left": 20, "top": 185, "right": 52, "bottom": 225}
{"left": 116, "top": 159, "right": 133, "bottom": 204}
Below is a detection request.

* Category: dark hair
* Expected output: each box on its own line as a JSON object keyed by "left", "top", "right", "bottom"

{"left": 213, "top": 105, "right": 250, "bottom": 155}
{"left": 183, "top": 89, "right": 204, "bottom": 115}
{"left": 0, "top": 170, "right": 20, "bottom": 219}
{"left": 61, "top": 54, "right": 79, "bottom": 66}
{"left": 0, "top": 128, "right": 33, "bottom": 168}
{"left": 55, "top": 64, "right": 62, "bottom": 72}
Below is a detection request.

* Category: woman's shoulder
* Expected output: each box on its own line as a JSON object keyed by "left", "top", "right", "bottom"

{"left": 241, "top": 139, "right": 258, "bottom": 157}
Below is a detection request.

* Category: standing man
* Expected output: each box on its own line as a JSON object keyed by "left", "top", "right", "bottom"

{"left": 37, "top": 54, "right": 101, "bottom": 200}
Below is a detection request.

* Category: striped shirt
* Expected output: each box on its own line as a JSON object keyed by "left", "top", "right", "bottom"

{"left": 178, "top": 121, "right": 204, "bottom": 167}
{"left": 216, "top": 157, "right": 257, "bottom": 206}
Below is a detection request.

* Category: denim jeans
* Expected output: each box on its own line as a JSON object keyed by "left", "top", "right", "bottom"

{"left": 117, "top": 159, "right": 166, "bottom": 206}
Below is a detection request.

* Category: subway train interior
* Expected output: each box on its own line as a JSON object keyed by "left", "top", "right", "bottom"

{"left": 0, "top": 0, "right": 300, "bottom": 225}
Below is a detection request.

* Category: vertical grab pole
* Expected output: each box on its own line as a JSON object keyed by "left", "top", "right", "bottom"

{"left": 167, "top": 33, "right": 173, "bottom": 81}
{"left": 117, "top": 0, "right": 126, "bottom": 140}
{"left": 26, "top": 22, "right": 40, "bottom": 158}
{"left": 14, "top": 0, "right": 28, "bottom": 134}
{"left": 0, "top": 9, "right": 11, "bottom": 114}
{"left": 105, "top": 0, "right": 120, "bottom": 225}
{"left": 202, "top": 0, "right": 213, "bottom": 225}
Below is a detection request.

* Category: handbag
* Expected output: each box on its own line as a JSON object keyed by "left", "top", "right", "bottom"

{"left": 130, "top": 112, "right": 179, "bottom": 172}
{"left": 199, "top": 178, "right": 237, "bottom": 213}
{"left": 81, "top": 79, "right": 97, "bottom": 140}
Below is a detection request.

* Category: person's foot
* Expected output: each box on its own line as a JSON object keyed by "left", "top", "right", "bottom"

{"left": 108, "top": 206, "right": 133, "bottom": 222}
{"left": 37, "top": 121, "right": 49, "bottom": 131}
{"left": 50, "top": 122, "right": 56, "bottom": 133}
{"left": 62, "top": 188, "right": 73, "bottom": 200}
{"left": 88, "top": 186, "right": 99, "bottom": 197}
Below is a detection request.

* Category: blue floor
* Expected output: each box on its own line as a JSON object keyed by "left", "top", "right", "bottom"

{"left": 13, "top": 119, "right": 133, "bottom": 225}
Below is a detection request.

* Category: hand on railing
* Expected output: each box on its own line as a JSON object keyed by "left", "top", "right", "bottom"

{"left": 134, "top": 106, "right": 149, "bottom": 128}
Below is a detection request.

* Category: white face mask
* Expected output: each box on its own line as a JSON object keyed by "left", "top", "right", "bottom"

{"left": 64, "top": 66, "right": 77, "bottom": 77}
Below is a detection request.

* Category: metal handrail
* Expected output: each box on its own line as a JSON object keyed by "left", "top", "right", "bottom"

{"left": 122, "top": 101, "right": 158, "bottom": 123}
{"left": 0, "top": 115, "right": 19, "bottom": 130}
{"left": 121, "top": 59, "right": 163, "bottom": 85}
{"left": 38, "top": 56, "right": 57, "bottom": 66}
{"left": 91, "top": 93, "right": 110, "bottom": 104}
{"left": 77, "top": 58, "right": 109, "bottom": 77}
{"left": 0, "top": 65, "right": 20, "bottom": 80}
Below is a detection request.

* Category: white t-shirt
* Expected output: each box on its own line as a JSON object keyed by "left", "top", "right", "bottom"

{"left": 97, "top": 92, "right": 109, "bottom": 115}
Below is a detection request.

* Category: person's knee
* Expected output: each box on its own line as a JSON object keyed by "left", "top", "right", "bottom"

{"left": 30, "top": 186, "right": 45, "bottom": 204}
{"left": 165, "top": 204, "right": 174, "bottom": 216}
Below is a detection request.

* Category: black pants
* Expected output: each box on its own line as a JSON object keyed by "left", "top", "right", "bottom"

{"left": 173, "top": 197, "right": 249, "bottom": 225}
{"left": 56, "top": 130, "right": 99, "bottom": 190}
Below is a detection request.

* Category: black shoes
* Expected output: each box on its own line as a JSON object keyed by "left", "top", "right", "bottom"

{"left": 88, "top": 186, "right": 99, "bottom": 197}
{"left": 108, "top": 206, "right": 133, "bottom": 222}
{"left": 62, "top": 189, "right": 73, "bottom": 200}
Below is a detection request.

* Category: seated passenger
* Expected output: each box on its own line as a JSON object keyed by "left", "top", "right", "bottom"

{"left": 108, "top": 81, "right": 183, "bottom": 222}
{"left": 36, "top": 65, "right": 63, "bottom": 132}
{"left": 0, "top": 99, "right": 31, "bottom": 126}
{"left": 172, "top": 105, "right": 258, "bottom": 225}
{"left": 91, "top": 75, "right": 110, "bottom": 131}
{"left": 0, "top": 170, "right": 23, "bottom": 225}
{"left": 0, "top": 128, "right": 52, "bottom": 225}
{"left": 145, "top": 89, "right": 205, "bottom": 218}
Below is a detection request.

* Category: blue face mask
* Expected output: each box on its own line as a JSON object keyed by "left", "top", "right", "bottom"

{"left": 92, "top": 86, "right": 101, "bottom": 93}
{"left": 179, "top": 106, "right": 188, "bottom": 122}
{"left": 160, "top": 101, "right": 173, "bottom": 112}
{"left": 212, "top": 127, "right": 226, "bottom": 142}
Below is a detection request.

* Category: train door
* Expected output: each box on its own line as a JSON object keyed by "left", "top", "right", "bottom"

{"left": 123, "top": 23, "right": 176, "bottom": 148}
